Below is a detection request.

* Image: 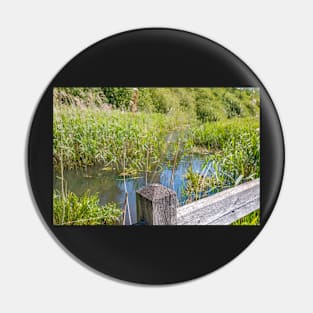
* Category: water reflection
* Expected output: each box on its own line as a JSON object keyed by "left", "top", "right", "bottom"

{"left": 54, "top": 154, "right": 211, "bottom": 224}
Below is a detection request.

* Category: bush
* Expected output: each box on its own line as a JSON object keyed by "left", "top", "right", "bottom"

{"left": 55, "top": 87, "right": 260, "bottom": 118}
{"left": 223, "top": 92, "right": 243, "bottom": 118}
{"left": 137, "top": 88, "right": 155, "bottom": 112}
{"left": 101, "top": 88, "right": 133, "bottom": 109}
{"left": 196, "top": 99, "right": 221, "bottom": 122}
{"left": 173, "top": 88, "right": 196, "bottom": 112}
{"left": 54, "top": 87, "right": 108, "bottom": 107}
{"left": 149, "top": 88, "right": 180, "bottom": 113}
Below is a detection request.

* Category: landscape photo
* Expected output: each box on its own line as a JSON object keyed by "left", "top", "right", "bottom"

{"left": 53, "top": 87, "right": 260, "bottom": 226}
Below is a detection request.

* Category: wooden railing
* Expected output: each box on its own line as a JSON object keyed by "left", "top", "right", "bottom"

{"left": 136, "top": 179, "right": 260, "bottom": 225}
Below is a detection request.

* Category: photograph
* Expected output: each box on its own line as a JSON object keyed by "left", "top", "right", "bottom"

{"left": 53, "top": 87, "right": 260, "bottom": 226}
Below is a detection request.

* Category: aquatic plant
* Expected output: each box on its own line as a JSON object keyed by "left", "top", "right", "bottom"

{"left": 184, "top": 166, "right": 211, "bottom": 202}
{"left": 183, "top": 117, "right": 260, "bottom": 226}
{"left": 205, "top": 123, "right": 260, "bottom": 187}
{"left": 53, "top": 88, "right": 260, "bottom": 226}
{"left": 185, "top": 117, "right": 259, "bottom": 192}
{"left": 53, "top": 190, "right": 122, "bottom": 225}
{"left": 53, "top": 105, "right": 192, "bottom": 173}
{"left": 190, "top": 117, "right": 259, "bottom": 151}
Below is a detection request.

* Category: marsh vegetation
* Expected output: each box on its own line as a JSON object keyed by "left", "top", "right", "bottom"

{"left": 53, "top": 87, "right": 260, "bottom": 225}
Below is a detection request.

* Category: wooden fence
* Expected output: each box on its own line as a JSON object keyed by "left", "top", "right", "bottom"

{"left": 136, "top": 179, "right": 260, "bottom": 225}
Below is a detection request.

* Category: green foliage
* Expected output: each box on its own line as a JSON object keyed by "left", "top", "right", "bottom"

{"left": 184, "top": 166, "right": 210, "bottom": 203}
{"left": 149, "top": 88, "right": 180, "bottom": 113}
{"left": 54, "top": 87, "right": 260, "bottom": 120}
{"left": 53, "top": 87, "right": 260, "bottom": 226}
{"left": 53, "top": 190, "right": 122, "bottom": 225}
{"left": 232, "top": 209, "right": 260, "bottom": 225}
{"left": 136, "top": 88, "right": 155, "bottom": 112}
{"left": 207, "top": 127, "right": 260, "bottom": 185}
{"left": 173, "top": 88, "right": 196, "bottom": 112}
{"left": 196, "top": 99, "right": 221, "bottom": 122}
{"left": 53, "top": 88, "right": 108, "bottom": 107}
{"left": 184, "top": 118, "right": 260, "bottom": 198}
{"left": 54, "top": 106, "right": 259, "bottom": 186}
{"left": 191, "top": 117, "right": 259, "bottom": 151}
{"left": 193, "top": 88, "right": 260, "bottom": 121}
{"left": 224, "top": 91, "right": 243, "bottom": 117}
{"left": 53, "top": 105, "right": 191, "bottom": 173}
{"left": 101, "top": 88, "right": 133, "bottom": 109}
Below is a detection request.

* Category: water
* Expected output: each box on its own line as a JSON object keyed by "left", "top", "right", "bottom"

{"left": 54, "top": 154, "right": 212, "bottom": 224}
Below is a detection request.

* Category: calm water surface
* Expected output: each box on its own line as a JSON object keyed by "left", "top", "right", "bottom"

{"left": 54, "top": 154, "right": 213, "bottom": 224}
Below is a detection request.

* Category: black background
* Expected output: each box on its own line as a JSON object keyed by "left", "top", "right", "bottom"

{"left": 28, "top": 28, "right": 284, "bottom": 284}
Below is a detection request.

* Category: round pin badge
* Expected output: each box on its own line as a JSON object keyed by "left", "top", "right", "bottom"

{"left": 28, "top": 28, "right": 284, "bottom": 284}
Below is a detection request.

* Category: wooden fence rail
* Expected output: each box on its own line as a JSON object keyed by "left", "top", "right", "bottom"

{"left": 136, "top": 179, "right": 260, "bottom": 225}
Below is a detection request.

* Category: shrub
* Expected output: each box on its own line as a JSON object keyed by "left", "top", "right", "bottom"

{"left": 223, "top": 92, "right": 243, "bottom": 118}
{"left": 102, "top": 87, "right": 133, "bottom": 109}
{"left": 196, "top": 99, "right": 220, "bottom": 122}
{"left": 54, "top": 87, "right": 108, "bottom": 107}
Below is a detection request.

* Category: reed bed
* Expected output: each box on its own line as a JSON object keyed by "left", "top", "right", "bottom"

{"left": 184, "top": 118, "right": 260, "bottom": 225}
{"left": 53, "top": 105, "right": 260, "bottom": 225}
{"left": 53, "top": 105, "right": 192, "bottom": 174}
{"left": 190, "top": 117, "right": 259, "bottom": 152}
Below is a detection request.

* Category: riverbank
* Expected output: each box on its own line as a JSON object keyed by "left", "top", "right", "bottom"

{"left": 53, "top": 102, "right": 260, "bottom": 225}
{"left": 53, "top": 105, "right": 259, "bottom": 171}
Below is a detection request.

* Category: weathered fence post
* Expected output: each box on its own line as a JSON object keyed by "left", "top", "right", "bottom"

{"left": 136, "top": 184, "right": 178, "bottom": 225}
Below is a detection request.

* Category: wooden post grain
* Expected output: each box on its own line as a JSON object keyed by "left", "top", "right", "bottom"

{"left": 136, "top": 184, "right": 178, "bottom": 225}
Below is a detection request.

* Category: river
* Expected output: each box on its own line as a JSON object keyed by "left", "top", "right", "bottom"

{"left": 53, "top": 154, "right": 214, "bottom": 225}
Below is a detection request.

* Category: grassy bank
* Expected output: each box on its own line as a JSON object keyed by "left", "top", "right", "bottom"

{"left": 54, "top": 87, "right": 260, "bottom": 120}
{"left": 193, "top": 118, "right": 259, "bottom": 189}
{"left": 53, "top": 87, "right": 260, "bottom": 226}
{"left": 53, "top": 190, "right": 122, "bottom": 225}
{"left": 53, "top": 105, "right": 193, "bottom": 173}
{"left": 53, "top": 106, "right": 259, "bottom": 174}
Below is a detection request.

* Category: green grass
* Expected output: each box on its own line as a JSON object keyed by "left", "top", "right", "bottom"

{"left": 232, "top": 209, "right": 260, "bottom": 225}
{"left": 183, "top": 118, "right": 260, "bottom": 225}
{"left": 204, "top": 118, "right": 260, "bottom": 188}
{"left": 191, "top": 117, "right": 259, "bottom": 152}
{"left": 53, "top": 105, "right": 193, "bottom": 173}
{"left": 184, "top": 117, "right": 260, "bottom": 194}
{"left": 53, "top": 87, "right": 260, "bottom": 226}
{"left": 53, "top": 190, "right": 122, "bottom": 225}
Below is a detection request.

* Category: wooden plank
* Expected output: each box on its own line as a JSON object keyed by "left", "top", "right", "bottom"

{"left": 177, "top": 179, "right": 259, "bottom": 225}
{"left": 208, "top": 196, "right": 259, "bottom": 225}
